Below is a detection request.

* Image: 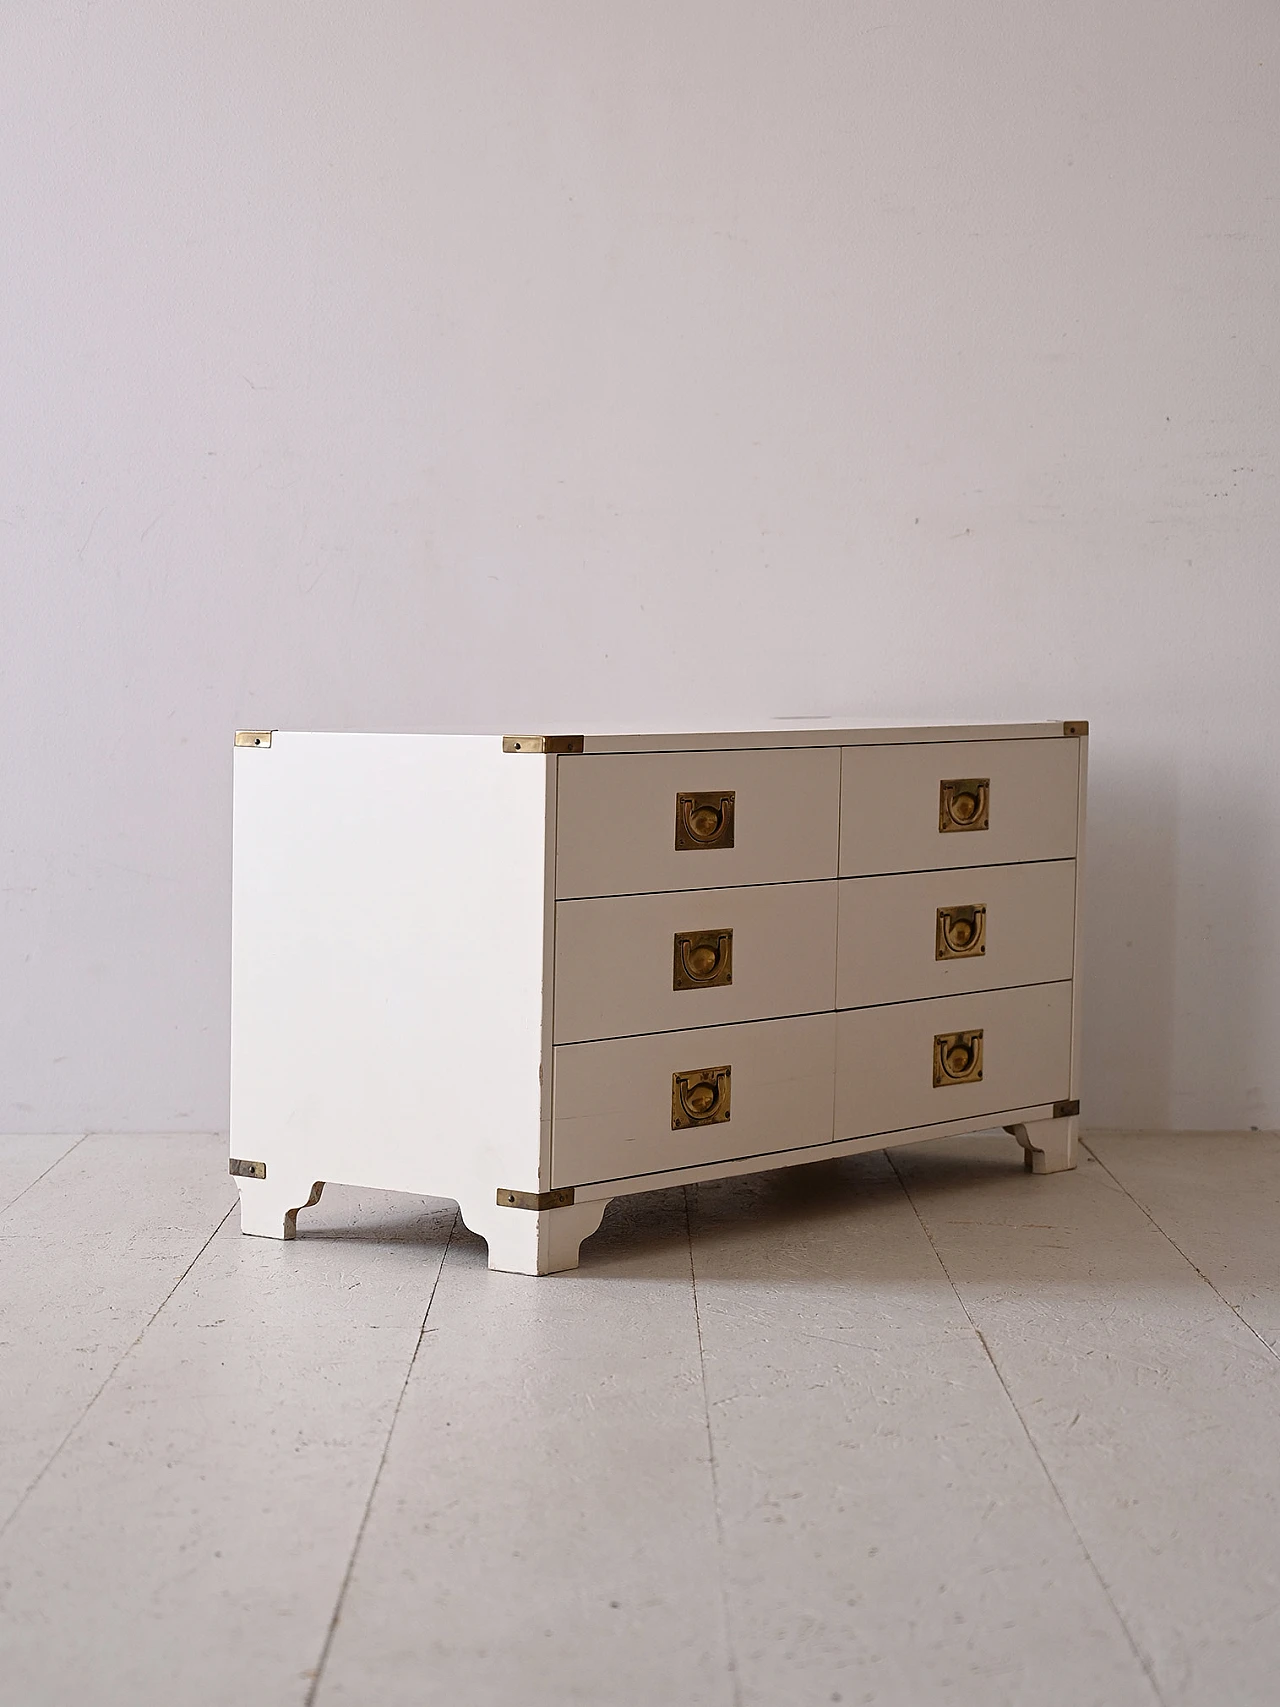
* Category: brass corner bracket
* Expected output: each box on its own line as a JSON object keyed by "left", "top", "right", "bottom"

{"left": 1062, "top": 721, "right": 1089, "bottom": 738}
{"left": 229, "top": 1158, "right": 267, "bottom": 1179}
{"left": 235, "top": 731, "right": 274, "bottom": 749}
{"left": 496, "top": 1185, "right": 576, "bottom": 1210}
{"left": 1052, "top": 1099, "right": 1081, "bottom": 1119}
{"left": 502, "top": 735, "right": 585, "bottom": 755}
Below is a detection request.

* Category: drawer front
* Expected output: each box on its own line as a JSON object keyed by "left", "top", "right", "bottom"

{"left": 555, "top": 747, "right": 840, "bottom": 899}
{"left": 835, "top": 983, "right": 1072, "bottom": 1141}
{"left": 836, "top": 861, "right": 1076, "bottom": 1009}
{"left": 840, "top": 739, "right": 1080, "bottom": 876}
{"left": 554, "top": 881, "right": 837, "bottom": 1045}
{"left": 551, "top": 1014, "right": 836, "bottom": 1186}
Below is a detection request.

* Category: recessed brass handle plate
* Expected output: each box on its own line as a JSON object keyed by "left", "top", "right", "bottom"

{"left": 675, "top": 791, "right": 735, "bottom": 851}
{"left": 936, "top": 904, "right": 986, "bottom": 960}
{"left": 939, "top": 778, "right": 990, "bottom": 833}
{"left": 672, "top": 1065, "right": 731, "bottom": 1129}
{"left": 933, "top": 1030, "right": 983, "bottom": 1087}
{"left": 673, "top": 928, "right": 733, "bottom": 991}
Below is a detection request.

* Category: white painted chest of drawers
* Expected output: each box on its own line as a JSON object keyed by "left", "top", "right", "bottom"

{"left": 230, "top": 722, "right": 1087, "bottom": 1274}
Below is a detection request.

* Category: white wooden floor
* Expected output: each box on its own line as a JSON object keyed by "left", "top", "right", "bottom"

{"left": 1, "top": 1132, "right": 1278, "bottom": 1706}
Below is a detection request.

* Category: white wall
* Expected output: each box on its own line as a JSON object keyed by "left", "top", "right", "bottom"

{"left": 2, "top": 2, "right": 1277, "bottom": 1133}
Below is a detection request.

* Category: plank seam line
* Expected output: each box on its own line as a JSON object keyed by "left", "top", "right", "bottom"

{"left": 304, "top": 1211, "right": 459, "bottom": 1707}
{"left": 1082, "top": 1140, "right": 1280, "bottom": 1367}
{"left": 884, "top": 1151, "right": 1168, "bottom": 1707}
{"left": 0, "top": 1200, "right": 235, "bottom": 1543}
{"left": 686, "top": 1185, "right": 743, "bottom": 1707}
{"left": 0, "top": 1133, "right": 89, "bottom": 1220}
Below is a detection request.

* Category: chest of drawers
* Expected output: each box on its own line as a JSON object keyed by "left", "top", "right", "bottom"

{"left": 229, "top": 722, "right": 1087, "bottom": 1274}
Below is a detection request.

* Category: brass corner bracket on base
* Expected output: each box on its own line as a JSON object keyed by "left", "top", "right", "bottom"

{"left": 1053, "top": 1099, "right": 1081, "bottom": 1118}
{"left": 1062, "top": 721, "right": 1089, "bottom": 738}
{"left": 496, "top": 1185, "right": 576, "bottom": 1210}
{"left": 502, "top": 735, "right": 585, "bottom": 755}
{"left": 229, "top": 1158, "right": 267, "bottom": 1179}
{"left": 234, "top": 731, "right": 274, "bottom": 749}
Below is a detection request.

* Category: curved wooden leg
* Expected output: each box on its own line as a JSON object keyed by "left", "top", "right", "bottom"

{"left": 457, "top": 1194, "right": 609, "bottom": 1275}
{"left": 1005, "top": 1116, "right": 1078, "bottom": 1175}
{"left": 235, "top": 1176, "right": 325, "bottom": 1239}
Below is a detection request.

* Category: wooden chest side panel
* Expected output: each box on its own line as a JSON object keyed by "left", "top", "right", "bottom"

{"left": 231, "top": 733, "right": 552, "bottom": 1200}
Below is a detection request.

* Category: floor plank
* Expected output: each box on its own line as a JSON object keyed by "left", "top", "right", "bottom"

{"left": 5, "top": 1130, "right": 1280, "bottom": 1707}
{"left": 0, "top": 1184, "right": 455, "bottom": 1707}
{"left": 0, "top": 1133, "right": 233, "bottom": 1525}
{"left": 892, "top": 1133, "right": 1280, "bottom": 1707}
{"left": 1086, "top": 1130, "right": 1280, "bottom": 1351}
{"left": 0, "top": 1134, "right": 84, "bottom": 1214}
{"left": 688, "top": 1151, "right": 1158, "bottom": 1707}
{"left": 313, "top": 1190, "right": 733, "bottom": 1707}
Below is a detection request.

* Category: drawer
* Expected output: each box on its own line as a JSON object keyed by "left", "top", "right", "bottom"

{"left": 840, "top": 739, "right": 1080, "bottom": 876}
{"left": 554, "top": 747, "right": 840, "bottom": 899}
{"left": 836, "top": 861, "right": 1076, "bottom": 1009}
{"left": 551, "top": 1013, "right": 836, "bottom": 1186}
{"left": 554, "top": 881, "right": 837, "bottom": 1044}
{"left": 834, "top": 983, "right": 1072, "bottom": 1140}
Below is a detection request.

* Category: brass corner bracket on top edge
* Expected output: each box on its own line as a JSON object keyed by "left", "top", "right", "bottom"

{"left": 502, "top": 736, "right": 585, "bottom": 755}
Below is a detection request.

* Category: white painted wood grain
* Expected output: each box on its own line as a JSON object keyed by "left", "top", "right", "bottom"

{"left": 893, "top": 1133, "right": 1280, "bottom": 1707}
{"left": 553, "top": 879, "right": 837, "bottom": 1043}
{"left": 836, "top": 859, "right": 1076, "bottom": 1008}
{"left": 569, "top": 1102, "right": 1056, "bottom": 1201}
{"left": 552, "top": 1013, "right": 836, "bottom": 1187}
{"left": 688, "top": 1153, "right": 1158, "bottom": 1707}
{"left": 0, "top": 1133, "right": 233, "bottom": 1528}
{"left": 1069, "top": 733, "right": 1088, "bottom": 1099}
{"left": 840, "top": 737, "right": 1081, "bottom": 876}
{"left": 0, "top": 1133, "right": 82, "bottom": 1213}
{"left": 312, "top": 1196, "right": 732, "bottom": 1707}
{"left": 577, "top": 721, "right": 1067, "bottom": 753}
{"left": 1087, "top": 1129, "right": 1280, "bottom": 1351}
{"left": 0, "top": 1184, "right": 456, "bottom": 1707}
{"left": 231, "top": 734, "right": 554, "bottom": 1218}
{"left": 835, "top": 982, "right": 1072, "bottom": 1141}
{"left": 554, "top": 745, "right": 840, "bottom": 899}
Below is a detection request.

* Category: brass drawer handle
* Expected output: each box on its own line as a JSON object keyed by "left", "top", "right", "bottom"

{"left": 936, "top": 904, "right": 986, "bottom": 960}
{"left": 675, "top": 791, "right": 735, "bottom": 851}
{"left": 933, "top": 1030, "right": 983, "bottom": 1087}
{"left": 939, "top": 778, "right": 990, "bottom": 832}
{"left": 673, "top": 928, "right": 733, "bottom": 991}
{"left": 672, "top": 1065, "right": 731, "bottom": 1129}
